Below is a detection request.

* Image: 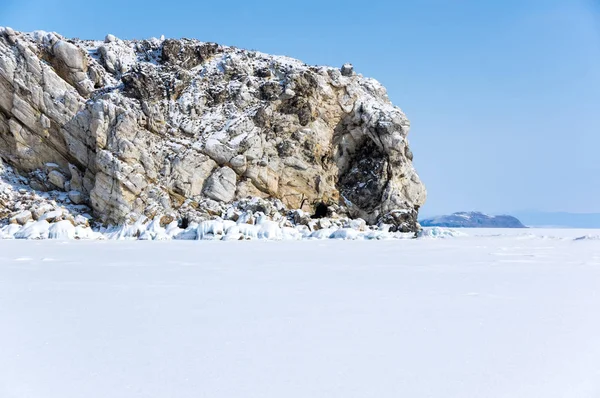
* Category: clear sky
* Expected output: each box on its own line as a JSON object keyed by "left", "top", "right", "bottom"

{"left": 1, "top": 0, "right": 599, "bottom": 216}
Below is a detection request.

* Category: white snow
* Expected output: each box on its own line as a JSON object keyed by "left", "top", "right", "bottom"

{"left": 1, "top": 228, "right": 600, "bottom": 398}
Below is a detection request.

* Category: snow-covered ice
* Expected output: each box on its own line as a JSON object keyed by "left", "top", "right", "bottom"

{"left": 1, "top": 229, "right": 600, "bottom": 398}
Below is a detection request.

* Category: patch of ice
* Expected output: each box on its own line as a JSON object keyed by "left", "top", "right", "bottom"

{"left": 418, "top": 227, "right": 466, "bottom": 239}
{"left": 309, "top": 228, "right": 336, "bottom": 240}
{"left": 235, "top": 224, "right": 260, "bottom": 240}
{"left": 196, "top": 220, "right": 229, "bottom": 240}
{"left": 574, "top": 235, "right": 600, "bottom": 241}
{"left": 174, "top": 224, "right": 199, "bottom": 240}
{"left": 330, "top": 228, "right": 360, "bottom": 240}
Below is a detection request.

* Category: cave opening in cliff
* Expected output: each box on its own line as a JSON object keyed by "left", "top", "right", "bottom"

{"left": 178, "top": 216, "right": 190, "bottom": 229}
{"left": 312, "top": 202, "right": 328, "bottom": 219}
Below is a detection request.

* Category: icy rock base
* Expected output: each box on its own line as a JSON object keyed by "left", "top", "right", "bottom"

{"left": 2, "top": 212, "right": 464, "bottom": 241}
{"left": 96, "top": 216, "right": 418, "bottom": 242}
{"left": 0, "top": 158, "right": 437, "bottom": 241}
{"left": 0, "top": 159, "right": 441, "bottom": 241}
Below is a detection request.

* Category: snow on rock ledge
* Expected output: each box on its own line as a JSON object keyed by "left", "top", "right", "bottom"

{"left": 0, "top": 28, "right": 426, "bottom": 233}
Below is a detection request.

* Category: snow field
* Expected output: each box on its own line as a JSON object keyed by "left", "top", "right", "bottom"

{"left": 1, "top": 229, "right": 600, "bottom": 397}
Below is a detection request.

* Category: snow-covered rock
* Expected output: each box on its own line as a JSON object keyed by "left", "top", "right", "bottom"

{"left": 0, "top": 28, "right": 425, "bottom": 232}
{"left": 0, "top": 223, "right": 22, "bottom": 239}
{"left": 1, "top": 158, "right": 426, "bottom": 241}
{"left": 420, "top": 212, "right": 526, "bottom": 228}
{"left": 257, "top": 221, "right": 283, "bottom": 240}
{"left": 48, "top": 220, "right": 76, "bottom": 239}
{"left": 14, "top": 220, "right": 50, "bottom": 239}
{"left": 10, "top": 211, "right": 32, "bottom": 225}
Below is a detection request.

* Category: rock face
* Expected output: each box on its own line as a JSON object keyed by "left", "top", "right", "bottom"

{"left": 420, "top": 212, "right": 526, "bottom": 228}
{"left": 0, "top": 28, "right": 426, "bottom": 231}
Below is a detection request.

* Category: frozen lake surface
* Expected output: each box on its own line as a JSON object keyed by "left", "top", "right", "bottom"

{"left": 1, "top": 228, "right": 600, "bottom": 397}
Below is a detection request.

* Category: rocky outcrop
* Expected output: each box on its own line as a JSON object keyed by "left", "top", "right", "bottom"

{"left": 0, "top": 28, "right": 426, "bottom": 232}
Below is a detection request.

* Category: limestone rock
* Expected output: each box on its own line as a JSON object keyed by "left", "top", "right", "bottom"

{"left": 0, "top": 29, "right": 426, "bottom": 231}
{"left": 39, "top": 209, "right": 66, "bottom": 222}
{"left": 32, "top": 204, "right": 54, "bottom": 220}
{"left": 51, "top": 40, "right": 93, "bottom": 96}
{"left": 68, "top": 190, "right": 84, "bottom": 204}
{"left": 48, "top": 170, "right": 67, "bottom": 189}
{"left": 10, "top": 210, "right": 32, "bottom": 225}
{"left": 203, "top": 167, "right": 237, "bottom": 203}
{"left": 53, "top": 40, "right": 86, "bottom": 70}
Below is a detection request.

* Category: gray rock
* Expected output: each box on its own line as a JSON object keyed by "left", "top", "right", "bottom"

{"left": 341, "top": 63, "right": 354, "bottom": 76}
{"left": 68, "top": 164, "right": 84, "bottom": 192}
{"left": 44, "top": 163, "right": 61, "bottom": 173}
{"left": 49, "top": 40, "right": 91, "bottom": 96}
{"left": 203, "top": 167, "right": 237, "bottom": 203}
{"left": 229, "top": 154, "right": 247, "bottom": 174}
{"left": 68, "top": 190, "right": 84, "bottom": 204}
{"left": 2, "top": 27, "right": 16, "bottom": 43}
{"left": 280, "top": 88, "right": 296, "bottom": 100}
{"left": 29, "top": 180, "right": 49, "bottom": 192}
{"left": 48, "top": 170, "right": 67, "bottom": 189}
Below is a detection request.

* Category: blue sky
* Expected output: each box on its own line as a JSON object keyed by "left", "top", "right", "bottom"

{"left": 1, "top": 0, "right": 599, "bottom": 216}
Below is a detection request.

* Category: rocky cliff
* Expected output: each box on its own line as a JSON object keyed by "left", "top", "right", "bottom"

{"left": 0, "top": 28, "right": 426, "bottom": 232}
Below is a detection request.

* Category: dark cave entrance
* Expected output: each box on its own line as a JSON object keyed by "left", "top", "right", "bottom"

{"left": 311, "top": 202, "right": 329, "bottom": 219}
{"left": 178, "top": 216, "right": 190, "bottom": 229}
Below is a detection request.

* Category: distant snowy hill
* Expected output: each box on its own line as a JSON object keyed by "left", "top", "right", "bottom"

{"left": 420, "top": 212, "right": 526, "bottom": 228}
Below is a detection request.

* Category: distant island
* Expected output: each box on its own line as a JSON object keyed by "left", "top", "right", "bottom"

{"left": 420, "top": 212, "right": 526, "bottom": 228}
